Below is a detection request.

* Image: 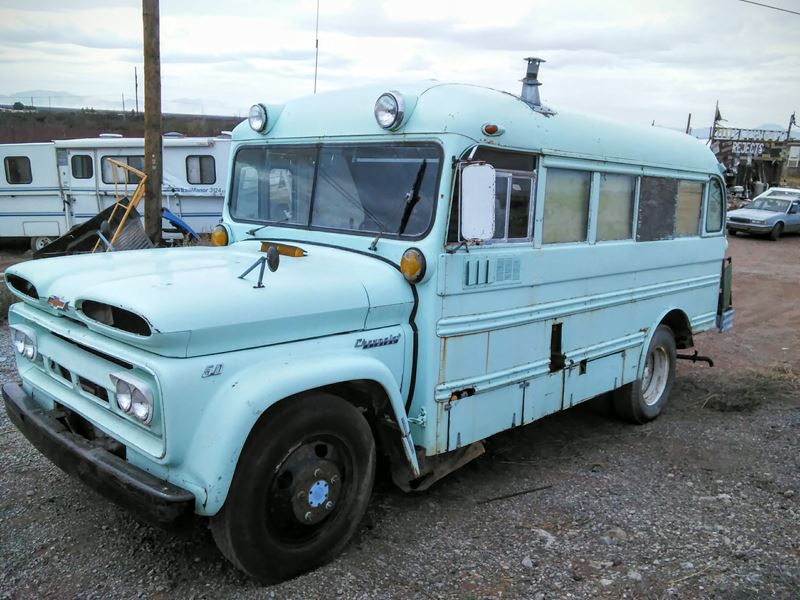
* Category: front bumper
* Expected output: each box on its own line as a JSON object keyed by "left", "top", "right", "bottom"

{"left": 2, "top": 382, "right": 194, "bottom": 527}
{"left": 726, "top": 221, "right": 772, "bottom": 233}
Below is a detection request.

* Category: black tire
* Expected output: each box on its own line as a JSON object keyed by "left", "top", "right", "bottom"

{"left": 727, "top": 228, "right": 736, "bottom": 236}
{"left": 210, "top": 392, "right": 376, "bottom": 583}
{"left": 769, "top": 222, "right": 783, "bottom": 241}
{"left": 614, "top": 325, "right": 676, "bottom": 424}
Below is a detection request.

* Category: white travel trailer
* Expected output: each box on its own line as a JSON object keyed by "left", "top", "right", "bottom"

{"left": 0, "top": 134, "right": 230, "bottom": 249}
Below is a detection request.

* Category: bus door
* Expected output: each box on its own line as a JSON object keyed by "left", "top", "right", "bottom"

{"left": 435, "top": 158, "right": 563, "bottom": 453}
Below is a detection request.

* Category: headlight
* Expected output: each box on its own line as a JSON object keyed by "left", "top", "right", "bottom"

{"left": 110, "top": 372, "right": 154, "bottom": 425}
{"left": 9, "top": 324, "right": 37, "bottom": 361}
{"left": 752, "top": 219, "right": 766, "bottom": 224}
{"left": 374, "top": 91, "right": 405, "bottom": 130}
{"left": 248, "top": 103, "right": 268, "bottom": 132}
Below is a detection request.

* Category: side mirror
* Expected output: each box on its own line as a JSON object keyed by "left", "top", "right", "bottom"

{"left": 460, "top": 163, "right": 495, "bottom": 241}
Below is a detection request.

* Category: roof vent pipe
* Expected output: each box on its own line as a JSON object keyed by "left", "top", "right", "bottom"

{"left": 520, "top": 57, "right": 545, "bottom": 107}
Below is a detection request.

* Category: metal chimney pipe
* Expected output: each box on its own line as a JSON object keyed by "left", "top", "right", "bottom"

{"left": 521, "top": 57, "right": 545, "bottom": 107}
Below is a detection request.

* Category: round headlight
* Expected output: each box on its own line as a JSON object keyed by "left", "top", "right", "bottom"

{"left": 248, "top": 103, "right": 268, "bottom": 132}
{"left": 400, "top": 247, "right": 426, "bottom": 283}
{"left": 10, "top": 326, "right": 37, "bottom": 361}
{"left": 374, "top": 92, "right": 405, "bottom": 130}
{"left": 116, "top": 380, "right": 133, "bottom": 413}
{"left": 211, "top": 224, "right": 229, "bottom": 246}
{"left": 131, "top": 389, "right": 152, "bottom": 424}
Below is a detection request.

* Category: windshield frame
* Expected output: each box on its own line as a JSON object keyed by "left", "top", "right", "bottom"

{"left": 226, "top": 140, "right": 445, "bottom": 242}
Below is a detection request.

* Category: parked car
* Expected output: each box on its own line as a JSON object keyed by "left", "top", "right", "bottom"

{"left": 727, "top": 188, "right": 800, "bottom": 240}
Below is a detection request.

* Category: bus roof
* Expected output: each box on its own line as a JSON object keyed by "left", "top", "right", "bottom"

{"left": 234, "top": 82, "right": 721, "bottom": 174}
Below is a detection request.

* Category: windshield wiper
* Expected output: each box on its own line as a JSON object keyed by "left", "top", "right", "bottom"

{"left": 246, "top": 215, "right": 293, "bottom": 236}
{"left": 397, "top": 159, "right": 428, "bottom": 236}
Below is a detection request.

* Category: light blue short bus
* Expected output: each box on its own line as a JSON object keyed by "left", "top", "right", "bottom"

{"left": 3, "top": 59, "right": 733, "bottom": 582}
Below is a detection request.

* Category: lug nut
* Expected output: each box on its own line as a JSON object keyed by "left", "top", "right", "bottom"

{"left": 304, "top": 511, "right": 313, "bottom": 522}
{"left": 325, "top": 501, "right": 334, "bottom": 510}
{"left": 296, "top": 490, "right": 305, "bottom": 500}
{"left": 314, "top": 468, "right": 322, "bottom": 478}
{"left": 330, "top": 474, "right": 339, "bottom": 484}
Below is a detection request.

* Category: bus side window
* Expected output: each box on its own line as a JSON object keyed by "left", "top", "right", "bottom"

{"left": 542, "top": 168, "right": 591, "bottom": 244}
{"left": 637, "top": 177, "right": 677, "bottom": 241}
{"left": 4, "top": 156, "right": 32, "bottom": 184}
{"left": 676, "top": 180, "right": 703, "bottom": 237}
{"left": 705, "top": 179, "right": 724, "bottom": 232}
{"left": 71, "top": 155, "right": 93, "bottom": 179}
{"left": 597, "top": 173, "right": 635, "bottom": 241}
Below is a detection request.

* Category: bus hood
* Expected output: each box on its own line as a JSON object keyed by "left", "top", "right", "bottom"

{"left": 5, "top": 243, "right": 413, "bottom": 357}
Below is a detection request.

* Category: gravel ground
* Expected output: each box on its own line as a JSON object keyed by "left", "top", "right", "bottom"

{"left": 1, "top": 235, "right": 799, "bottom": 599}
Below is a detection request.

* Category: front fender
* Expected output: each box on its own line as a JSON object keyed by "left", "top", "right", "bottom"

{"left": 178, "top": 341, "right": 419, "bottom": 515}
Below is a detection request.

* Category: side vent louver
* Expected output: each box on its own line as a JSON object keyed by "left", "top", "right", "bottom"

{"left": 6, "top": 274, "right": 39, "bottom": 299}
{"left": 80, "top": 300, "right": 151, "bottom": 337}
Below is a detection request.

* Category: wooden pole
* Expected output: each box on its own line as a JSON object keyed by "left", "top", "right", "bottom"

{"left": 134, "top": 67, "right": 140, "bottom": 113}
{"left": 685, "top": 112, "right": 692, "bottom": 134}
{"left": 142, "top": 0, "right": 162, "bottom": 245}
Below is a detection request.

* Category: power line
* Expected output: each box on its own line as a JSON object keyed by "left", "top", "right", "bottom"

{"left": 738, "top": 0, "right": 800, "bottom": 16}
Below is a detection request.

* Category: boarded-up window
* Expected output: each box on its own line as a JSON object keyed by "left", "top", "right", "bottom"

{"left": 4, "top": 156, "right": 32, "bottom": 184}
{"left": 543, "top": 168, "right": 591, "bottom": 244}
{"left": 705, "top": 179, "right": 724, "bottom": 232}
{"left": 637, "top": 177, "right": 677, "bottom": 241}
{"left": 675, "top": 181, "right": 703, "bottom": 237}
{"left": 597, "top": 173, "right": 635, "bottom": 241}
{"left": 186, "top": 155, "right": 216, "bottom": 184}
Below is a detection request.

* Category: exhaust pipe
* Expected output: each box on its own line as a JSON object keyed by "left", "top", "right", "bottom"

{"left": 520, "top": 57, "right": 544, "bottom": 107}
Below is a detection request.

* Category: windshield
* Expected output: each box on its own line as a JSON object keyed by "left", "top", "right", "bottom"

{"left": 763, "top": 190, "right": 800, "bottom": 201}
{"left": 751, "top": 198, "right": 791, "bottom": 212}
{"left": 229, "top": 143, "right": 441, "bottom": 238}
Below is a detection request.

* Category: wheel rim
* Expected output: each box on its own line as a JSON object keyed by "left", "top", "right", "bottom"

{"left": 34, "top": 237, "right": 51, "bottom": 250}
{"left": 642, "top": 345, "right": 669, "bottom": 406}
{"left": 265, "top": 435, "right": 351, "bottom": 545}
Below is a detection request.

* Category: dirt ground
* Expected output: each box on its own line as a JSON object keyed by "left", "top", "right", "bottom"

{"left": 0, "top": 234, "right": 798, "bottom": 599}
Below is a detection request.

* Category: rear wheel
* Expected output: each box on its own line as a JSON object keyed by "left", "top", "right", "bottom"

{"left": 769, "top": 222, "right": 783, "bottom": 241}
{"left": 614, "top": 325, "right": 676, "bottom": 423}
{"left": 210, "top": 392, "right": 376, "bottom": 583}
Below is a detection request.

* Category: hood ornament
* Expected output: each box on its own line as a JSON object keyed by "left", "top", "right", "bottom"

{"left": 47, "top": 295, "right": 69, "bottom": 310}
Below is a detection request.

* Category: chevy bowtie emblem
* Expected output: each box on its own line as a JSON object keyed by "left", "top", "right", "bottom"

{"left": 47, "top": 296, "right": 68, "bottom": 310}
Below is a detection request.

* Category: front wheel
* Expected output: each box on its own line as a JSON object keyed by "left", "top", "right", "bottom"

{"left": 210, "top": 392, "right": 376, "bottom": 583}
{"left": 769, "top": 222, "right": 783, "bottom": 241}
{"left": 614, "top": 325, "right": 676, "bottom": 423}
{"left": 30, "top": 236, "right": 53, "bottom": 251}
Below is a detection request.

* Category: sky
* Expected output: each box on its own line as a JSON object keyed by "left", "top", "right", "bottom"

{"left": 0, "top": 0, "right": 798, "bottom": 133}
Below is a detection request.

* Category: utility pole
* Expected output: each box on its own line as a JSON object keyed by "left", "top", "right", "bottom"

{"left": 787, "top": 111, "right": 796, "bottom": 141}
{"left": 685, "top": 112, "right": 692, "bottom": 135}
{"left": 142, "top": 0, "right": 162, "bottom": 245}
{"left": 135, "top": 67, "right": 140, "bottom": 113}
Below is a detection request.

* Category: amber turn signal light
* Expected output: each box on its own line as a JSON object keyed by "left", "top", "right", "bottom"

{"left": 400, "top": 248, "right": 426, "bottom": 283}
{"left": 210, "top": 225, "right": 228, "bottom": 246}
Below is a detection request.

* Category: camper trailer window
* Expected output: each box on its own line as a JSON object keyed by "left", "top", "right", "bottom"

{"left": 4, "top": 156, "right": 32, "bottom": 184}
{"left": 706, "top": 179, "right": 724, "bottom": 233}
{"left": 71, "top": 155, "right": 93, "bottom": 179}
{"left": 186, "top": 155, "right": 216, "bottom": 184}
{"left": 676, "top": 180, "right": 703, "bottom": 237}
{"left": 101, "top": 156, "right": 144, "bottom": 185}
{"left": 542, "top": 168, "right": 591, "bottom": 244}
{"left": 597, "top": 173, "right": 636, "bottom": 241}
